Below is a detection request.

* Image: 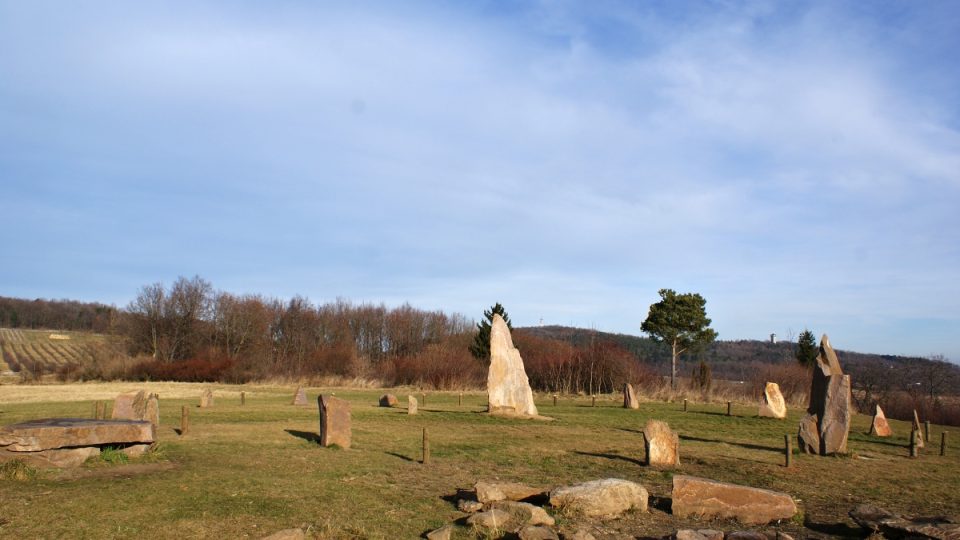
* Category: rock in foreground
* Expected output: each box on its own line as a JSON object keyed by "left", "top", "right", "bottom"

{"left": 549, "top": 478, "right": 648, "bottom": 518}
{"left": 671, "top": 475, "right": 797, "bottom": 525}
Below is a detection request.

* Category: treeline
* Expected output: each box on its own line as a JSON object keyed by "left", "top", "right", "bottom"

{"left": 0, "top": 296, "right": 118, "bottom": 333}
{"left": 117, "top": 276, "right": 645, "bottom": 392}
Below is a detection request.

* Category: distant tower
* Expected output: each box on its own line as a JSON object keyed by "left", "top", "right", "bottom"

{"left": 539, "top": 317, "right": 544, "bottom": 327}
{"left": 770, "top": 333, "right": 777, "bottom": 344}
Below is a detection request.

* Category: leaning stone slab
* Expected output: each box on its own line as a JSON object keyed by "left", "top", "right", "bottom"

{"left": 644, "top": 419, "right": 679, "bottom": 467}
{"left": 623, "top": 383, "right": 639, "bottom": 409}
{"left": 671, "top": 475, "right": 797, "bottom": 525}
{"left": 0, "top": 446, "right": 100, "bottom": 468}
{"left": 379, "top": 394, "right": 398, "bottom": 407}
{"left": 408, "top": 395, "right": 418, "bottom": 415}
{"left": 292, "top": 386, "right": 308, "bottom": 406}
{"left": 869, "top": 405, "right": 892, "bottom": 437}
{"left": 913, "top": 410, "right": 925, "bottom": 449}
{"left": 549, "top": 478, "right": 648, "bottom": 518}
{"left": 0, "top": 418, "right": 155, "bottom": 452}
{"left": 758, "top": 382, "right": 787, "bottom": 419}
{"left": 850, "top": 504, "right": 960, "bottom": 540}
{"left": 487, "top": 314, "right": 538, "bottom": 417}
{"left": 318, "top": 395, "right": 351, "bottom": 448}
{"left": 475, "top": 481, "right": 545, "bottom": 503}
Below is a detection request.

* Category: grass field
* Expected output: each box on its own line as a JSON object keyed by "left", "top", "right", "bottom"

{"left": 0, "top": 383, "right": 957, "bottom": 539}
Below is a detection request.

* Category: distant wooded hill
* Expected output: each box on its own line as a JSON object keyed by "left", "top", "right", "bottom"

{"left": 518, "top": 325, "right": 960, "bottom": 393}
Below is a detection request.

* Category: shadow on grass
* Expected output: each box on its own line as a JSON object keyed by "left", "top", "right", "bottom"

{"left": 804, "top": 516, "right": 868, "bottom": 538}
{"left": 680, "top": 434, "right": 779, "bottom": 453}
{"left": 385, "top": 451, "right": 415, "bottom": 462}
{"left": 850, "top": 434, "right": 909, "bottom": 449}
{"left": 616, "top": 427, "right": 644, "bottom": 435}
{"left": 687, "top": 410, "right": 734, "bottom": 417}
{"left": 285, "top": 429, "right": 320, "bottom": 444}
{"left": 574, "top": 450, "right": 646, "bottom": 467}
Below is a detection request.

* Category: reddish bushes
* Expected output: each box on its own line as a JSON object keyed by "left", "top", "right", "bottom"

{"left": 130, "top": 356, "right": 236, "bottom": 383}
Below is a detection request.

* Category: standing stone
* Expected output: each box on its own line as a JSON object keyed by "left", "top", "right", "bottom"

{"left": 758, "top": 382, "right": 787, "bottom": 419}
{"left": 379, "top": 394, "right": 398, "bottom": 407}
{"left": 200, "top": 389, "right": 214, "bottom": 408}
{"left": 870, "top": 404, "right": 893, "bottom": 437}
{"left": 672, "top": 475, "right": 798, "bottom": 525}
{"left": 408, "top": 395, "right": 418, "bottom": 415}
{"left": 797, "top": 413, "right": 820, "bottom": 454}
{"left": 800, "top": 335, "right": 851, "bottom": 455}
{"left": 912, "top": 410, "right": 925, "bottom": 449}
{"left": 111, "top": 390, "right": 160, "bottom": 430}
{"left": 643, "top": 419, "right": 679, "bottom": 467}
{"left": 622, "top": 383, "right": 639, "bottom": 409}
{"left": 292, "top": 386, "right": 308, "bottom": 406}
{"left": 820, "top": 374, "right": 851, "bottom": 454}
{"left": 318, "top": 395, "right": 351, "bottom": 448}
{"left": 487, "top": 314, "right": 538, "bottom": 417}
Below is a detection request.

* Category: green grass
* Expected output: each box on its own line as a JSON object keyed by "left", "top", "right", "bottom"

{"left": 0, "top": 385, "right": 957, "bottom": 539}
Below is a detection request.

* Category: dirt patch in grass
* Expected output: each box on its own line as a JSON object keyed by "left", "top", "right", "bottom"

{"left": 55, "top": 461, "right": 179, "bottom": 481}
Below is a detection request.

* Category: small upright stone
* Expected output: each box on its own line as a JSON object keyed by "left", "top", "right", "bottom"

{"left": 379, "top": 394, "right": 398, "bottom": 407}
{"left": 318, "top": 395, "right": 351, "bottom": 448}
{"left": 292, "top": 386, "right": 308, "bottom": 406}
{"left": 200, "top": 389, "right": 214, "bottom": 408}
{"left": 623, "top": 383, "right": 639, "bottom": 409}
{"left": 797, "top": 413, "right": 820, "bottom": 454}
{"left": 425, "top": 524, "right": 454, "bottom": 540}
{"left": 408, "top": 395, "right": 418, "bottom": 415}
{"left": 912, "top": 410, "right": 925, "bottom": 448}
{"left": 487, "top": 314, "right": 538, "bottom": 417}
{"left": 111, "top": 390, "right": 160, "bottom": 430}
{"left": 758, "top": 382, "right": 787, "bottom": 419}
{"left": 643, "top": 419, "right": 679, "bottom": 467}
{"left": 870, "top": 405, "right": 892, "bottom": 437}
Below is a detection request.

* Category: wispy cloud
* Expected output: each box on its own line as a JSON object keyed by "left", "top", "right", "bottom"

{"left": 0, "top": 0, "right": 957, "bottom": 359}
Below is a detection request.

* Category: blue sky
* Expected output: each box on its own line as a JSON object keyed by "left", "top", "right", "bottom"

{"left": 1, "top": 1, "right": 958, "bottom": 361}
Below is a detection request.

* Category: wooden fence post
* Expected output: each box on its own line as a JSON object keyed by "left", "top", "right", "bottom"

{"left": 240, "top": 391, "right": 245, "bottom": 406}
{"left": 726, "top": 402, "right": 732, "bottom": 416}
{"left": 422, "top": 428, "right": 430, "bottom": 465}
{"left": 910, "top": 428, "right": 918, "bottom": 458}
{"left": 683, "top": 399, "right": 688, "bottom": 412}
{"left": 942, "top": 432, "right": 948, "bottom": 457}
{"left": 784, "top": 435, "right": 792, "bottom": 468}
{"left": 181, "top": 405, "right": 189, "bottom": 436}
{"left": 553, "top": 395, "right": 557, "bottom": 407}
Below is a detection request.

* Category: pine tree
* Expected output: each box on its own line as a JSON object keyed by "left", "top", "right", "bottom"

{"left": 795, "top": 329, "right": 818, "bottom": 366}
{"left": 641, "top": 289, "right": 717, "bottom": 389}
{"left": 469, "top": 303, "right": 512, "bottom": 360}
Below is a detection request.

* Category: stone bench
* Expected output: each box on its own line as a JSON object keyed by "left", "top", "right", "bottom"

{"left": 0, "top": 418, "right": 155, "bottom": 468}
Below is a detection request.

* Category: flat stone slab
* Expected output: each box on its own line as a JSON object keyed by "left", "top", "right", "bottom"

{"left": 0, "top": 418, "right": 155, "bottom": 452}
{"left": 672, "top": 475, "right": 797, "bottom": 525}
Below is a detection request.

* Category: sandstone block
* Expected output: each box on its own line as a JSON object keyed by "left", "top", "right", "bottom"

{"left": 425, "top": 524, "right": 454, "bottom": 540}
{"left": 0, "top": 418, "right": 155, "bottom": 452}
{"left": 623, "top": 383, "right": 639, "bottom": 409}
{"left": 408, "top": 395, "right": 418, "bottom": 415}
{"left": 758, "top": 382, "right": 787, "bottom": 419}
{"left": 671, "top": 475, "right": 797, "bottom": 525}
{"left": 466, "top": 509, "right": 511, "bottom": 530}
{"left": 549, "top": 478, "right": 648, "bottom": 517}
{"left": 644, "top": 419, "right": 679, "bottom": 467}
{"left": 487, "top": 314, "right": 538, "bottom": 417}
{"left": 292, "top": 386, "right": 308, "bottom": 406}
{"left": 0, "top": 446, "right": 100, "bottom": 468}
{"left": 869, "top": 405, "right": 892, "bottom": 437}
{"left": 318, "top": 395, "right": 351, "bottom": 448}
{"left": 491, "top": 500, "right": 555, "bottom": 527}
{"left": 379, "top": 394, "right": 398, "bottom": 407}
{"left": 200, "top": 389, "right": 214, "bottom": 408}
{"left": 475, "top": 481, "right": 545, "bottom": 503}
{"left": 819, "top": 374, "right": 851, "bottom": 454}
{"left": 797, "top": 413, "right": 820, "bottom": 454}
{"left": 912, "top": 410, "right": 925, "bottom": 448}
{"left": 112, "top": 390, "right": 160, "bottom": 429}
